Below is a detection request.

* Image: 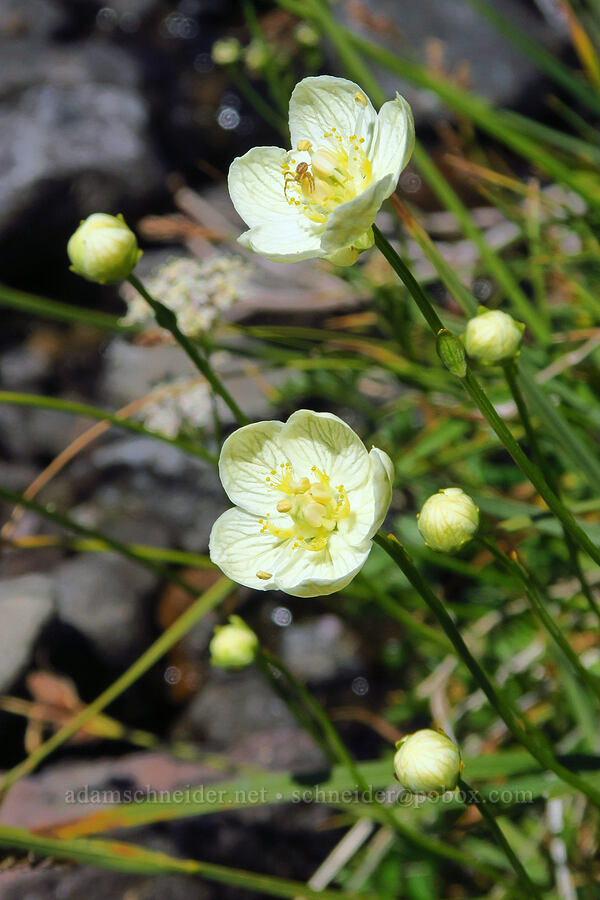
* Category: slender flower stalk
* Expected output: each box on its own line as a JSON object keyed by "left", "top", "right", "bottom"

{"left": 478, "top": 535, "right": 600, "bottom": 705}
{"left": 257, "top": 649, "right": 401, "bottom": 834}
{"left": 372, "top": 226, "right": 600, "bottom": 572}
{"left": 127, "top": 274, "right": 248, "bottom": 427}
{"left": 458, "top": 777, "right": 544, "bottom": 900}
{"left": 373, "top": 530, "right": 600, "bottom": 807}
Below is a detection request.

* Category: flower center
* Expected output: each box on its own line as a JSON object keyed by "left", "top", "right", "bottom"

{"left": 259, "top": 462, "right": 350, "bottom": 552}
{"left": 282, "top": 129, "right": 372, "bottom": 225}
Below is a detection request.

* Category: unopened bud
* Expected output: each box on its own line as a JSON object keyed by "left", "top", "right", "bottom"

{"left": 436, "top": 329, "right": 467, "bottom": 377}
{"left": 67, "top": 213, "right": 141, "bottom": 284}
{"left": 209, "top": 615, "right": 258, "bottom": 669}
{"left": 211, "top": 37, "right": 241, "bottom": 66}
{"left": 417, "top": 487, "right": 479, "bottom": 553}
{"left": 394, "top": 729, "right": 462, "bottom": 794}
{"left": 464, "top": 309, "right": 524, "bottom": 365}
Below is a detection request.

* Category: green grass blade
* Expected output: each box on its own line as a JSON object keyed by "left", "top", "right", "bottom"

{"left": 0, "top": 284, "right": 133, "bottom": 332}
{"left": 0, "top": 486, "right": 200, "bottom": 598}
{"left": 0, "top": 578, "right": 234, "bottom": 794}
{"left": 411, "top": 146, "right": 548, "bottom": 342}
{"left": 465, "top": 0, "right": 600, "bottom": 116}
{"left": 0, "top": 826, "right": 374, "bottom": 900}
{"left": 0, "top": 391, "right": 217, "bottom": 465}
{"left": 517, "top": 358, "right": 600, "bottom": 488}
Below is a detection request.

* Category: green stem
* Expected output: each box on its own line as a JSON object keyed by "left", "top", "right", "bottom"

{"left": 479, "top": 535, "right": 600, "bottom": 705}
{"left": 0, "top": 578, "right": 234, "bottom": 795}
{"left": 259, "top": 650, "right": 401, "bottom": 834}
{"left": 373, "top": 531, "right": 600, "bottom": 807}
{"left": 502, "top": 362, "right": 600, "bottom": 624}
{"left": 458, "top": 778, "right": 544, "bottom": 900}
{"left": 372, "top": 227, "right": 600, "bottom": 571}
{"left": 127, "top": 274, "right": 248, "bottom": 427}
{"left": 372, "top": 227, "right": 445, "bottom": 333}
{"left": 0, "top": 485, "right": 197, "bottom": 597}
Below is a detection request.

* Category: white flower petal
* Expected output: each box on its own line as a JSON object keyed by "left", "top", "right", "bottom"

{"left": 370, "top": 94, "right": 415, "bottom": 183}
{"left": 209, "top": 507, "right": 290, "bottom": 591}
{"left": 320, "top": 174, "right": 396, "bottom": 255}
{"left": 289, "top": 75, "right": 377, "bottom": 151}
{"left": 338, "top": 447, "right": 394, "bottom": 544}
{"left": 279, "top": 409, "right": 370, "bottom": 492}
{"left": 275, "top": 532, "right": 371, "bottom": 598}
{"left": 228, "top": 146, "right": 299, "bottom": 228}
{"left": 239, "top": 220, "right": 323, "bottom": 263}
{"left": 219, "top": 419, "right": 286, "bottom": 515}
{"left": 366, "top": 446, "right": 394, "bottom": 537}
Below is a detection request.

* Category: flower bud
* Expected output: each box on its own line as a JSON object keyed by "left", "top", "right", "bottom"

{"left": 436, "top": 329, "right": 467, "bottom": 378}
{"left": 245, "top": 40, "right": 268, "bottom": 74}
{"left": 211, "top": 37, "right": 242, "bottom": 66}
{"left": 209, "top": 615, "right": 258, "bottom": 669}
{"left": 295, "top": 22, "right": 320, "bottom": 48}
{"left": 67, "top": 213, "right": 141, "bottom": 284}
{"left": 464, "top": 309, "right": 524, "bottom": 365}
{"left": 394, "top": 728, "right": 461, "bottom": 794}
{"left": 417, "top": 487, "right": 479, "bottom": 553}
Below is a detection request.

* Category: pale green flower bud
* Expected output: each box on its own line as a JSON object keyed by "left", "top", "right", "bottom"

{"left": 417, "top": 487, "right": 479, "bottom": 553}
{"left": 67, "top": 213, "right": 141, "bottom": 284}
{"left": 464, "top": 309, "right": 525, "bottom": 365}
{"left": 394, "top": 728, "right": 462, "bottom": 794}
{"left": 295, "top": 22, "right": 320, "bottom": 48}
{"left": 209, "top": 615, "right": 258, "bottom": 669}
{"left": 245, "top": 40, "right": 268, "bottom": 74}
{"left": 211, "top": 37, "right": 242, "bottom": 66}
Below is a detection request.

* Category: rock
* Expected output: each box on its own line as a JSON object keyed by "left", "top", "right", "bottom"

{"left": 173, "top": 669, "right": 297, "bottom": 748}
{"left": 335, "top": 0, "right": 559, "bottom": 118}
{"left": 55, "top": 554, "right": 156, "bottom": 664}
{"left": 0, "top": 868, "right": 210, "bottom": 900}
{"left": 0, "top": 35, "right": 163, "bottom": 282}
{"left": 0, "top": 574, "right": 55, "bottom": 691}
{"left": 279, "top": 614, "right": 362, "bottom": 683}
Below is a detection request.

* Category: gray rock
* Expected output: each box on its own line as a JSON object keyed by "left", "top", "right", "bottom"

{"left": 0, "top": 868, "right": 210, "bottom": 900}
{"left": 335, "top": 0, "right": 559, "bottom": 118}
{"left": 0, "top": 344, "right": 52, "bottom": 389}
{"left": 279, "top": 614, "right": 362, "bottom": 683}
{"left": 0, "top": 574, "right": 55, "bottom": 691}
{"left": 0, "top": 39, "right": 163, "bottom": 238}
{"left": 174, "top": 669, "right": 296, "bottom": 748}
{"left": 55, "top": 554, "right": 156, "bottom": 664}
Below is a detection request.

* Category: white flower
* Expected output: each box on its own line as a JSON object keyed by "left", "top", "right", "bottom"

{"left": 210, "top": 616, "right": 258, "bottom": 668}
{"left": 394, "top": 729, "right": 462, "bottom": 794}
{"left": 228, "top": 75, "right": 414, "bottom": 266}
{"left": 464, "top": 309, "right": 524, "bottom": 365}
{"left": 417, "top": 488, "right": 479, "bottom": 554}
{"left": 209, "top": 410, "right": 394, "bottom": 597}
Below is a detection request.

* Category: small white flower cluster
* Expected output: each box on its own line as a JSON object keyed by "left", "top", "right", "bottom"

{"left": 139, "top": 378, "right": 212, "bottom": 439}
{"left": 121, "top": 255, "right": 250, "bottom": 337}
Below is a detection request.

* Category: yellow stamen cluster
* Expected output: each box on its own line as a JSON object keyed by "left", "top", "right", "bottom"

{"left": 281, "top": 127, "right": 372, "bottom": 225}
{"left": 259, "top": 461, "right": 350, "bottom": 552}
